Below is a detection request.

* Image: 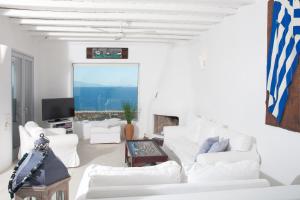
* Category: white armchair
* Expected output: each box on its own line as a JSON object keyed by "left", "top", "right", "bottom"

{"left": 18, "top": 121, "right": 80, "bottom": 167}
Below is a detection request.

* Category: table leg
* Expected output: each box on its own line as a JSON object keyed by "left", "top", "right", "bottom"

{"left": 125, "top": 144, "right": 128, "bottom": 163}
{"left": 131, "top": 158, "right": 134, "bottom": 167}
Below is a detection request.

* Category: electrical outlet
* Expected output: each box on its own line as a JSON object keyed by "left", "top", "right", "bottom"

{"left": 4, "top": 113, "right": 11, "bottom": 131}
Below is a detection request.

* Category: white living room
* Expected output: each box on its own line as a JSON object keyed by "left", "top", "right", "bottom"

{"left": 1, "top": 0, "right": 300, "bottom": 199}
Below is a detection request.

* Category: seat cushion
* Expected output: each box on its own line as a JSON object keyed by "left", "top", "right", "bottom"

{"left": 165, "top": 136, "right": 198, "bottom": 166}
{"left": 187, "top": 160, "right": 260, "bottom": 183}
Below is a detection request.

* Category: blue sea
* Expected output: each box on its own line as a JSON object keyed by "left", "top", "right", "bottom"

{"left": 74, "top": 87, "right": 138, "bottom": 111}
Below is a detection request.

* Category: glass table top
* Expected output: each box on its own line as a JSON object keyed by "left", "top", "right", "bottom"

{"left": 127, "top": 140, "right": 165, "bottom": 157}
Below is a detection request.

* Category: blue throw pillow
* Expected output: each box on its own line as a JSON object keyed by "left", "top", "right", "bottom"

{"left": 208, "top": 138, "right": 229, "bottom": 153}
{"left": 197, "top": 136, "right": 219, "bottom": 154}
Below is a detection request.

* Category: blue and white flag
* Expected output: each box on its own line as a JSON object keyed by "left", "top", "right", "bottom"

{"left": 267, "top": 0, "right": 300, "bottom": 122}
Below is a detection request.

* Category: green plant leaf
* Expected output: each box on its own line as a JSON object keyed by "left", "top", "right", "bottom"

{"left": 122, "top": 102, "right": 135, "bottom": 124}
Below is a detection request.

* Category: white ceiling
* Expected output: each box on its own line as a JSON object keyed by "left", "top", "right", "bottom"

{"left": 0, "top": 0, "right": 254, "bottom": 43}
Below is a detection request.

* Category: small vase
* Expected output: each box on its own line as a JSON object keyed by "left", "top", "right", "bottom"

{"left": 124, "top": 124, "right": 134, "bottom": 140}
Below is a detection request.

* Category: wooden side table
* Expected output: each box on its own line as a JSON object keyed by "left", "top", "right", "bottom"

{"left": 15, "top": 177, "right": 70, "bottom": 200}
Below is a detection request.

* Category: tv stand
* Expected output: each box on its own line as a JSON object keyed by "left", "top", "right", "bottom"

{"left": 48, "top": 118, "right": 68, "bottom": 123}
{"left": 47, "top": 119, "right": 74, "bottom": 134}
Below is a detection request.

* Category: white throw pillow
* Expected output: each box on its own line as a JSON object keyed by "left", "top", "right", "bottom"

{"left": 108, "top": 118, "right": 121, "bottom": 122}
{"left": 187, "top": 160, "right": 259, "bottom": 183}
{"left": 229, "top": 134, "right": 253, "bottom": 152}
{"left": 24, "top": 121, "right": 39, "bottom": 130}
{"left": 213, "top": 127, "right": 253, "bottom": 152}
{"left": 88, "top": 161, "right": 182, "bottom": 187}
{"left": 25, "top": 121, "right": 45, "bottom": 139}
{"left": 91, "top": 119, "right": 121, "bottom": 128}
{"left": 29, "top": 127, "right": 45, "bottom": 139}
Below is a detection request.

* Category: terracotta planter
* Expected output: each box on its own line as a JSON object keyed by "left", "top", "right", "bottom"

{"left": 124, "top": 124, "right": 134, "bottom": 140}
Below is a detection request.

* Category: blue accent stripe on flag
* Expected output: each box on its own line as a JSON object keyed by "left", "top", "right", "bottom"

{"left": 267, "top": 1, "right": 282, "bottom": 83}
{"left": 294, "top": 9, "right": 300, "bottom": 17}
{"left": 269, "top": 23, "right": 289, "bottom": 100}
{"left": 275, "top": 38, "right": 295, "bottom": 99}
{"left": 293, "top": 26, "right": 300, "bottom": 34}
{"left": 276, "top": 55, "right": 299, "bottom": 122}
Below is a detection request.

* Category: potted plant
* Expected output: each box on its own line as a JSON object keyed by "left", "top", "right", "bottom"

{"left": 122, "top": 102, "right": 135, "bottom": 140}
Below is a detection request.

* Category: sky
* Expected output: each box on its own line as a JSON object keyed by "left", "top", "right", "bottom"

{"left": 74, "top": 64, "right": 139, "bottom": 87}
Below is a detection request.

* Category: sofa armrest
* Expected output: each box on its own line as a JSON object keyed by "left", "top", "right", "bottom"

{"left": 47, "top": 134, "right": 78, "bottom": 147}
{"left": 196, "top": 150, "right": 260, "bottom": 165}
{"left": 86, "top": 179, "right": 270, "bottom": 199}
{"left": 45, "top": 128, "right": 66, "bottom": 135}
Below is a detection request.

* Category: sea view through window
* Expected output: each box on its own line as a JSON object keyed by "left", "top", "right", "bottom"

{"left": 73, "top": 63, "right": 139, "bottom": 120}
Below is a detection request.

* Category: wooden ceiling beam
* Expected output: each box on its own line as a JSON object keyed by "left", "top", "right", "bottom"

{"left": 21, "top": 26, "right": 205, "bottom": 36}
{"left": 14, "top": 19, "right": 212, "bottom": 31}
{"left": 31, "top": 32, "right": 194, "bottom": 40}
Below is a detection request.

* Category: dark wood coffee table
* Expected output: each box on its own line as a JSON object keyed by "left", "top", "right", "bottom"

{"left": 125, "top": 140, "right": 168, "bottom": 167}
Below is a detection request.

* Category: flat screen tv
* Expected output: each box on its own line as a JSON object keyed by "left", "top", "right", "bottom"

{"left": 42, "top": 98, "right": 74, "bottom": 121}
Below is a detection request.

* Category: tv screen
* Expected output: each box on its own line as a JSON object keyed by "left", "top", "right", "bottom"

{"left": 42, "top": 98, "right": 74, "bottom": 121}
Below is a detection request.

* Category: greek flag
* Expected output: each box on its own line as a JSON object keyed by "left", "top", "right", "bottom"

{"left": 267, "top": 0, "right": 300, "bottom": 122}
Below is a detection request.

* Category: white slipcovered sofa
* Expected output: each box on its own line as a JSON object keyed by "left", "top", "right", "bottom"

{"left": 163, "top": 115, "right": 260, "bottom": 170}
{"left": 75, "top": 161, "right": 270, "bottom": 200}
{"left": 19, "top": 121, "right": 80, "bottom": 167}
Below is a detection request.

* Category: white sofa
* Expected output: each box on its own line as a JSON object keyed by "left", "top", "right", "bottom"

{"left": 19, "top": 121, "right": 80, "bottom": 167}
{"left": 163, "top": 115, "right": 260, "bottom": 170}
{"left": 75, "top": 161, "right": 270, "bottom": 200}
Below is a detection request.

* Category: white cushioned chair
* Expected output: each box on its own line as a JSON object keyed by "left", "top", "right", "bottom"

{"left": 19, "top": 121, "right": 80, "bottom": 167}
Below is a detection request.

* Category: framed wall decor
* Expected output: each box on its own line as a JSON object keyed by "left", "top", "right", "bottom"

{"left": 266, "top": 0, "right": 300, "bottom": 132}
{"left": 86, "top": 48, "right": 128, "bottom": 59}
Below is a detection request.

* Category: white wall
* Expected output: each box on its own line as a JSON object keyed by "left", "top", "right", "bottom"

{"left": 35, "top": 41, "right": 171, "bottom": 138}
{"left": 152, "top": 43, "right": 195, "bottom": 126}
{"left": 0, "top": 16, "right": 37, "bottom": 172}
{"left": 163, "top": 1, "right": 300, "bottom": 185}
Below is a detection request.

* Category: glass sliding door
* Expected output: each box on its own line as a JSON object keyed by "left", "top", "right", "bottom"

{"left": 24, "top": 59, "right": 34, "bottom": 122}
{"left": 11, "top": 51, "right": 34, "bottom": 159}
